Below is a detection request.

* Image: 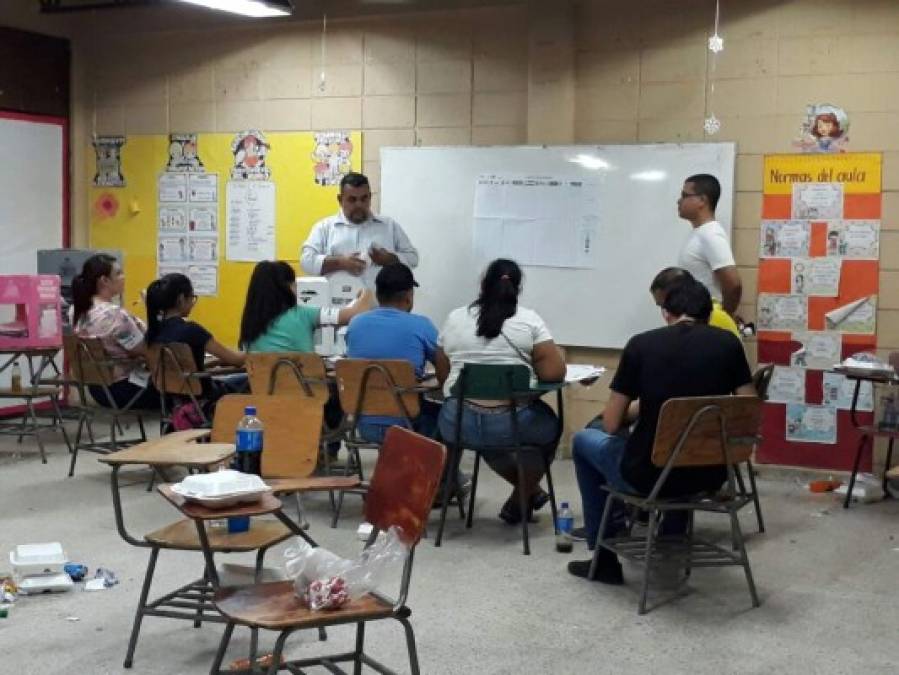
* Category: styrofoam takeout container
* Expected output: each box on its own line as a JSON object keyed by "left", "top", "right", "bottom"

{"left": 9, "top": 542, "right": 66, "bottom": 576}
{"left": 18, "top": 572, "right": 74, "bottom": 594}
{"left": 173, "top": 470, "right": 271, "bottom": 508}
{"left": 179, "top": 470, "right": 268, "bottom": 497}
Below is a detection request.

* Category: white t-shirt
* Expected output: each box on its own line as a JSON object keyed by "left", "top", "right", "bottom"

{"left": 438, "top": 305, "right": 553, "bottom": 396}
{"left": 677, "top": 219, "right": 735, "bottom": 302}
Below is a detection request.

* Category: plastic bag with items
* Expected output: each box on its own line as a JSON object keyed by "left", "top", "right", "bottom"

{"left": 283, "top": 527, "right": 409, "bottom": 611}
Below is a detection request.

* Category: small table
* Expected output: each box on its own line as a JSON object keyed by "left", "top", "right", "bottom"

{"left": 0, "top": 346, "right": 70, "bottom": 462}
{"left": 832, "top": 366, "right": 899, "bottom": 509}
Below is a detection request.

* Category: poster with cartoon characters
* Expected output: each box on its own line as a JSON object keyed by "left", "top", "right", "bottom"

{"left": 793, "top": 104, "right": 849, "bottom": 154}
{"left": 166, "top": 133, "right": 205, "bottom": 173}
{"left": 231, "top": 130, "right": 271, "bottom": 181}
{"left": 312, "top": 131, "right": 353, "bottom": 186}
{"left": 93, "top": 135, "right": 126, "bottom": 187}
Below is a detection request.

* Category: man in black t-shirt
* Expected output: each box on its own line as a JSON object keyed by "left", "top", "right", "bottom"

{"left": 568, "top": 278, "right": 755, "bottom": 583}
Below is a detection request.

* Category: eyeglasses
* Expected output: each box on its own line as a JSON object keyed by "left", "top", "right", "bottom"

{"left": 680, "top": 191, "right": 702, "bottom": 199}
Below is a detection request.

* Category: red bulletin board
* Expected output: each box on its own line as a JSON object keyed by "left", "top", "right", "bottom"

{"left": 756, "top": 153, "right": 881, "bottom": 470}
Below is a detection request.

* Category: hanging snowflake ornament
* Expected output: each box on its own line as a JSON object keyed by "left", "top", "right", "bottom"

{"left": 704, "top": 115, "right": 721, "bottom": 135}
{"left": 708, "top": 33, "right": 724, "bottom": 53}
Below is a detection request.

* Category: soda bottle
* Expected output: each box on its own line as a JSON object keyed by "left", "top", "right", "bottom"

{"left": 10, "top": 363, "right": 21, "bottom": 393}
{"left": 229, "top": 406, "right": 263, "bottom": 534}
{"left": 555, "top": 501, "right": 574, "bottom": 553}
{"left": 234, "top": 405, "right": 263, "bottom": 476}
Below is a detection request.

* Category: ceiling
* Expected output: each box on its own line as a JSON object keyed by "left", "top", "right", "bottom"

{"left": 2, "top": 0, "right": 525, "bottom": 39}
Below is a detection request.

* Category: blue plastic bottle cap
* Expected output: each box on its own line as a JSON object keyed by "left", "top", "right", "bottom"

{"left": 560, "top": 501, "right": 569, "bottom": 509}
{"left": 245, "top": 406, "right": 256, "bottom": 415}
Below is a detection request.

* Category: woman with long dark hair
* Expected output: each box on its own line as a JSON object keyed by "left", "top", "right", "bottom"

{"left": 239, "top": 260, "right": 373, "bottom": 455}
{"left": 239, "top": 260, "right": 372, "bottom": 352}
{"left": 72, "top": 254, "right": 158, "bottom": 409}
{"left": 435, "top": 258, "right": 566, "bottom": 525}
{"left": 145, "top": 272, "right": 247, "bottom": 400}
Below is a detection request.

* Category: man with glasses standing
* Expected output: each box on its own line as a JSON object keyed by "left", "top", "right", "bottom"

{"left": 676, "top": 174, "right": 742, "bottom": 333}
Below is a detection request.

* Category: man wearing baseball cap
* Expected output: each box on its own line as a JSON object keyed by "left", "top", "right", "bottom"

{"left": 345, "top": 262, "right": 440, "bottom": 442}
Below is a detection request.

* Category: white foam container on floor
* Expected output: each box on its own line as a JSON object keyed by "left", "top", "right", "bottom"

{"left": 9, "top": 542, "right": 66, "bottom": 576}
{"left": 18, "top": 572, "right": 73, "bottom": 594}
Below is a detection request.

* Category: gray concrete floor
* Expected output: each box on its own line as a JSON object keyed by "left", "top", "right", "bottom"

{"left": 1, "top": 421, "right": 898, "bottom": 675}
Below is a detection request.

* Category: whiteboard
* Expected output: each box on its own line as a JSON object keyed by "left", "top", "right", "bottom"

{"left": 381, "top": 143, "right": 735, "bottom": 349}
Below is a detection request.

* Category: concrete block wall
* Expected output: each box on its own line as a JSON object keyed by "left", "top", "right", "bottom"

{"left": 70, "top": 0, "right": 899, "bottom": 462}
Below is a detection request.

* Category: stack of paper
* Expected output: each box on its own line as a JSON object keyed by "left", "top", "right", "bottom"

{"left": 565, "top": 364, "right": 606, "bottom": 383}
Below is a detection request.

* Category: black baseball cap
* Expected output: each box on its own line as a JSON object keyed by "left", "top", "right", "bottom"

{"left": 375, "top": 262, "right": 419, "bottom": 295}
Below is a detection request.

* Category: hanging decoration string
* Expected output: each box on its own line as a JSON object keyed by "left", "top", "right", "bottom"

{"left": 318, "top": 13, "right": 328, "bottom": 93}
{"left": 704, "top": 0, "right": 723, "bottom": 136}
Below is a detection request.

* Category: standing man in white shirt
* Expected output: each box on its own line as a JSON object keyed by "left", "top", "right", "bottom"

{"left": 300, "top": 172, "right": 419, "bottom": 290}
{"left": 676, "top": 173, "right": 742, "bottom": 326}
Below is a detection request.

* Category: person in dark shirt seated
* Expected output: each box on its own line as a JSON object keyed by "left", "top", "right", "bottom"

{"left": 345, "top": 262, "right": 440, "bottom": 442}
{"left": 145, "top": 273, "right": 248, "bottom": 405}
{"left": 567, "top": 277, "right": 755, "bottom": 584}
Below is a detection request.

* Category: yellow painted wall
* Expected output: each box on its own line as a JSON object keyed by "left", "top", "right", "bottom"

{"left": 88, "top": 131, "right": 362, "bottom": 347}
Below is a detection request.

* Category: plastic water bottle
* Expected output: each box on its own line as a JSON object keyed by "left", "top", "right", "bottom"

{"left": 555, "top": 501, "right": 574, "bottom": 553}
{"left": 234, "top": 406, "right": 263, "bottom": 476}
{"left": 229, "top": 406, "right": 263, "bottom": 534}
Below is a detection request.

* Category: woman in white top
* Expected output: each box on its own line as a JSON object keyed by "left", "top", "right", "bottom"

{"left": 436, "top": 258, "right": 566, "bottom": 525}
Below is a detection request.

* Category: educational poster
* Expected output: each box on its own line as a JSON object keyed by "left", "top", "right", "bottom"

{"left": 157, "top": 164, "right": 220, "bottom": 296}
{"left": 472, "top": 174, "right": 598, "bottom": 268}
{"left": 825, "top": 296, "right": 876, "bottom": 334}
{"left": 311, "top": 131, "right": 353, "bottom": 186}
{"left": 767, "top": 366, "right": 806, "bottom": 404}
{"left": 825, "top": 220, "right": 879, "bottom": 259}
{"left": 226, "top": 180, "right": 276, "bottom": 262}
{"left": 166, "top": 133, "right": 205, "bottom": 173}
{"left": 757, "top": 294, "right": 808, "bottom": 331}
{"left": 158, "top": 173, "right": 187, "bottom": 202}
{"left": 790, "top": 331, "right": 841, "bottom": 370}
{"left": 760, "top": 220, "right": 810, "bottom": 258}
{"left": 756, "top": 152, "right": 882, "bottom": 470}
{"left": 791, "top": 182, "right": 843, "bottom": 220}
{"left": 790, "top": 257, "right": 840, "bottom": 297}
{"left": 822, "top": 372, "right": 874, "bottom": 412}
{"left": 93, "top": 135, "right": 126, "bottom": 187}
{"left": 785, "top": 404, "right": 837, "bottom": 444}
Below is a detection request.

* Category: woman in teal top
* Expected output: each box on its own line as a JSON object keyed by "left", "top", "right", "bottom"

{"left": 240, "top": 260, "right": 372, "bottom": 452}
{"left": 239, "top": 260, "right": 371, "bottom": 353}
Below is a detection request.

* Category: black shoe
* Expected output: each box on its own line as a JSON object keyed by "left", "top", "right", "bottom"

{"left": 570, "top": 526, "right": 588, "bottom": 542}
{"left": 567, "top": 557, "right": 624, "bottom": 585}
{"left": 498, "top": 496, "right": 538, "bottom": 525}
{"left": 530, "top": 489, "right": 550, "bottom": 512}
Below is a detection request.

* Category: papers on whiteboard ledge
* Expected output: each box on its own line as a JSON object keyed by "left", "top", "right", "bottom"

{"left": 565, "top": 364, "right": 606, "bottom": 383}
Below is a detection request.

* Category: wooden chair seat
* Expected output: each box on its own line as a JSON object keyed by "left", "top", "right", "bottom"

{"left": 145, "top": 518, "right": 291, "bottom": 552}
{"left": 267, "top": 476, "right": 361, "bottom": 494}
{"left": 215, "top": 581, "right": 392, "bottom": 630}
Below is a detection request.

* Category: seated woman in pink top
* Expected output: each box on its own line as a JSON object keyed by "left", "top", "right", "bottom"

{"left": 72, "top": 254, "right": 158, "bottom": 409}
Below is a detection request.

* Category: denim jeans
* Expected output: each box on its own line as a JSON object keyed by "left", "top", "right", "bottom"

{"left": 572, "top": 427, "right": 635, "bottom": 549}
{"left": 356, "top": 398, "right": 441, "bottom": 444}
{"left": 574, "top": 426, "right": 688, "bottom": 550}
{"left": 437, "top": 398, "right": 559, "bottom": 475}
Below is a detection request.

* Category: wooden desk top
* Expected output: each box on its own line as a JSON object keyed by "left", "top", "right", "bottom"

{"left": 99, "top": 431, "right": 234, "bottom": 467}
{"left": 157, "top": 483, "right": 283, "bottom": 520}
